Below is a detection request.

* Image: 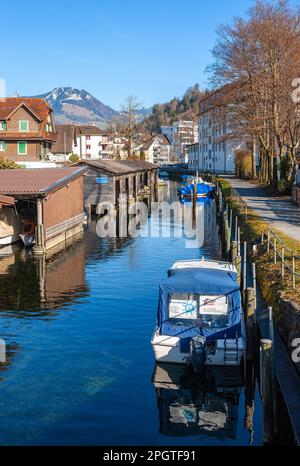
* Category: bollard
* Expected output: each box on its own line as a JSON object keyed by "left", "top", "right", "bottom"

{"left": 267, "top": 229, "right": 270, "bottom": 253}
{"left": 261, "top": 339, "right": 274, "bottom": 445}
{"left": 292, "top": 252, "right": 296, "bottom": 289}
{"left": 281, "top": 244, "right": 285, "bottom": 278}
{"left": 274, "top": 237, "right": 277, "bottom": 264}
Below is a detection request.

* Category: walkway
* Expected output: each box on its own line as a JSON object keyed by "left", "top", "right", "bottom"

{"left": 223, "top": 177, "right": 300, "bottom": 242}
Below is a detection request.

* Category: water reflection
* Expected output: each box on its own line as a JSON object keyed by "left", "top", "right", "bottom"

{"left": 152, "top": 364, "right": 243, "bottom": 441}
{"left": 0, "top": 235, "right": 88, "bottom": 314}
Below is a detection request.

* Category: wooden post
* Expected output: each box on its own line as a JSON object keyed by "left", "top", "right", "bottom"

{"left": 226, "top": 222, "right": 231, "bottom": 259}
{"left": 252, "top": 262, "right": 257, "bottom": 311}
{"left": 274, "top": 237, "right": 277, "bottom": 264}
{"left": 261, "top": 339, "right": 274, "bottom": 445}
{"left": 243, "top": 242, "right": 247, "bottom": 304}
{"left": 231, "top": 240, "right": 238, "bottom": 265}
{"left": 281, "top": 244, "right": 285, "bottom": 278}
{"left": 236, "top": 255, "right": 242, "bottom": 287}
{"left": 235, "top": 216, "right": 238, "bottom": 241}
{"left": 245, "top": 288, "right": 255, "bottom": 361}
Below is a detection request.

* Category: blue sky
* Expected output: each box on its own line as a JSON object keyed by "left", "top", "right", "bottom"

{"left": 1, "top": 0, "right": 299, "bottom": 109}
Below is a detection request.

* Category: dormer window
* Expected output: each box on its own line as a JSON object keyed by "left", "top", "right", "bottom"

{"left": 19, "top": 120, "right": 29, "bottom": 132}
{"left": 0, "top": 121, "right": 6, "bottom": 131}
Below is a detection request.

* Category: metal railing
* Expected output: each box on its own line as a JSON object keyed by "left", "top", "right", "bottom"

{"left": 260, "top": 228, "right": 300, "bottom": 289}
{"left": 219, "top": 181, "right": 300, "bottom": 290}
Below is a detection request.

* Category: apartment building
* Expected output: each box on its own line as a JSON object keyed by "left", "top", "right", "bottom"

{"left": 161, "top": 120, "right": 198, "bottom": 163}
{"left": 188, "top": 90, "right": 236, "bottom": 174}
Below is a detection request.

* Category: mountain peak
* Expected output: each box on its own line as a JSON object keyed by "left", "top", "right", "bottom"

{"left": 34, "top": 87, "right": 118, "bottom": 129}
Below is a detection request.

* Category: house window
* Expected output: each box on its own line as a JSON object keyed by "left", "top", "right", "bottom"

{"left": 86, "top": 145, "right": 91, "bottom": 150}
{"left": 18, "top": 141, "right": 27, "bottom": 155}
{"left": 86, "top": 135, "right": 91, "bottom": 140}
{"left": 0, "top": 141, "right": 6, "bottom": 151}
{"left": 19, "top": 120, "right": 29, "bottom": 132}
{"left": 0, "top": 121, "right": 6, "bottom": 131}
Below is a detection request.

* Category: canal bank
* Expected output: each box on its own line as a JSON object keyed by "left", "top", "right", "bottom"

{"left": 0, "top": 181, "right": 265, "bottom": 446}
{"left": 215, "top": 178, "right": 300, "bottom": 445}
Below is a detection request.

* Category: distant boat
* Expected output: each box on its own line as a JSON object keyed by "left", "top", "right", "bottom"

{"left": 159, "top": 171, "right": 169, "bottom": 178}
{"left": 178, "top": 182, "right": 214, "bottom": 199}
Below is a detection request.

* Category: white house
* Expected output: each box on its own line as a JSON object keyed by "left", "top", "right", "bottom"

{"left": 50, "top": 125, "right": 115, "bottom": 161}
{"left": 133, "top": 135, "right": 171, "bottom": 164}
{"left": 161, "top": 120, "right": 198, "bottom": 164}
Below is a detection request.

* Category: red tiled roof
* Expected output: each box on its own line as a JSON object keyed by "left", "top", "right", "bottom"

{"left": 0, "top": 167, "right": 86, "bottom": 196}
{"left": 0, "top": 98, "right": 52, "bottom": 121}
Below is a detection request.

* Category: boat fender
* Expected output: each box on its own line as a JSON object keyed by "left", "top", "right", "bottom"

{"left": 190, "top": 336, "right": 207, "bottom": 374}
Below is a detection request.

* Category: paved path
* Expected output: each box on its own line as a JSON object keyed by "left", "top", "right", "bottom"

{"left": 223, "top": 177, "right": 300, "bottom": 242}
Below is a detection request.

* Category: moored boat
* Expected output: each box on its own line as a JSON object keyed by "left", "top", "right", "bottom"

{"left": 151, "top": 259, "right": 245, "bottom": 368}
{"left": 178, "top": 182, "right": 214, "bottom": 200}
{"left": 0, "top": 198, "right": 21, "bottom": 247}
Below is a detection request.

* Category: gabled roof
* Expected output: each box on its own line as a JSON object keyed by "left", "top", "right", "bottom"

{"left": 0, "top": 98, "right": 52, "bottom": 121}
{"left": 77, "top": 125, "right": 107, "bottom": 136}
{"left": 51, "top": 125, "right": 77, "bottom": 153}
{"left": 77, "top": 159, "right": 157, "bottom": 175}
{"left": 0, "top": 167, "right": 87, "bottom": 197}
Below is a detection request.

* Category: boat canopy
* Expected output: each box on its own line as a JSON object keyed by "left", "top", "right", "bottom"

{"left": 178, "top": 183, "right": 214, "bottom": 197}
{"left": 157, "top": 268, "right": 241, "bottom": 341}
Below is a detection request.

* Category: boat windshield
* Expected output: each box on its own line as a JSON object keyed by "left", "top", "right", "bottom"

{"left": 168, "top": 293, "right": 230, "bottom": 329}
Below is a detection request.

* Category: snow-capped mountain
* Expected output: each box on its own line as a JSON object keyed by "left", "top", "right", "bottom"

{"left": 33, "top": 87, "right": 152, "bottom": 128}
{"left": 34, "top": 87, "right": 119, "bottom": 128}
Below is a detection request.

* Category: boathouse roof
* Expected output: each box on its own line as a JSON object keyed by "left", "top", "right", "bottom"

{"left": 76, "top": 159, "right": 158, "bottom": 175}
{"left": 0, "top": 167, "right": 87, "bottom": 197}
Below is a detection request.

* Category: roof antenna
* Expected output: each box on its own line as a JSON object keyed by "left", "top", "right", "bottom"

{"left": 15, "top": 91, "right": 19, "bottom": 98}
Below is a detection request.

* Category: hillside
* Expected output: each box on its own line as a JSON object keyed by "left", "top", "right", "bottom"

{"left": 142, "top": 84, "right": 204, "bottom": 133}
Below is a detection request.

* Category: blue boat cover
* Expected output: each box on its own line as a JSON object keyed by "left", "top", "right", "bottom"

{"left": 178, "top": 183, "right": 214, "bottom": 197}
{"left": 157, "top": 268, "right": 242, "bottom": 341}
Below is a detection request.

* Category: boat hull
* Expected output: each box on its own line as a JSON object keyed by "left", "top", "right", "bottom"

{"left": 151, "top": 331, "right": 244, "bottom": 366}
{"left": 0, "top": 234, "right": 20, "bottom": 246}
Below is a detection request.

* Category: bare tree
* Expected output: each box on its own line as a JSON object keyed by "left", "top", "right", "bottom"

{"left": 209, "top": 0, "right": 300, "bottom": 185}
{"left": 120, "top": 96, "right": 141, "bottom": 159}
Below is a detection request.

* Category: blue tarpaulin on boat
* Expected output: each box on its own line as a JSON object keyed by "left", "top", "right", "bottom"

{"left": 178, "top": 183, "right": 214, "bottom": 197}
{"left": 157, "top": 268, "right": 242, "bottom": 341}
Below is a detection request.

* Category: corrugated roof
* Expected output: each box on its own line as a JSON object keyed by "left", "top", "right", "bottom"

{"left": 78, "top": 159, "right": 157, "bottom": 175}
{"left": 0, "top": 167, "right": 87, "bottom": 196}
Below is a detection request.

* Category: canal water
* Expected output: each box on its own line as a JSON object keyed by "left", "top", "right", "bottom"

{"left": 0, "top": 181, "right": 263, "bottom": 446}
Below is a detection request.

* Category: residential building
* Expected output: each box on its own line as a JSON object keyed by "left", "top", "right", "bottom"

{"left": 74, "top": 125, "right": 108, "bottom": 160}
{"left": 189, "top": 89, "right": 239, "bottom": 174}
{"left": 0, "top": 97, "right": 57, "bottom": 168}
{"left": 133, "top": 135, "right": 171, "bottom": 165}
{"left": 161, "top": 120, "right": 198, "bottom": 163}
{"left": 49, "top": 124, "right": 78, "bottom": 161}
{"left": 50, "top": 125, "right": 128, "bottom": 161}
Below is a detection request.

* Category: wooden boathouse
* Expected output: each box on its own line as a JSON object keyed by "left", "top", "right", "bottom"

{"left": 0, "top": 167, "right": 87, "bottom": 254}
{"left": 75, "top": 159, "right": 158, "bottom": 214}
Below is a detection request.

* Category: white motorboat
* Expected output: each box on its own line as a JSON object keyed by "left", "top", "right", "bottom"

{"left": 151, "top": 259, "right": 245, "bottom": 368}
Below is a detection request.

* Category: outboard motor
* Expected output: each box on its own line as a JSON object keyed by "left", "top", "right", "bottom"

{"left": 190, "top": 336, "right": 207, "bottom": 374}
